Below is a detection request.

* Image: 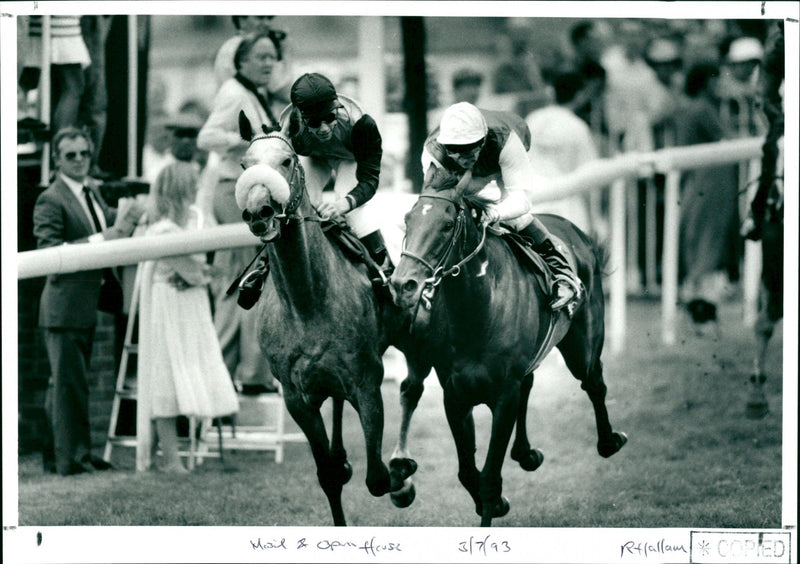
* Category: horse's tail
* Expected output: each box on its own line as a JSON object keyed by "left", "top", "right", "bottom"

{"left": 589, "top": 236, "right": 611, "bottom": 278}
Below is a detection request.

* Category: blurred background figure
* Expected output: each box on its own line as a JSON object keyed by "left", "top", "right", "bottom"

{"left": 198, "top": 31, "right": 282, "bottom": 396}
{"left": 719, "top": 36, "right": 765, "bottom": 137}
{"left": 526, "top": 71, "right": 602, "bottom": 237}
{"left": 491, "top": 33, "right": 549, "bottom": 116}
{"left": 18, "top": 15, "right": 92, "bottom": 134}
{"left": 567, "top": 21, "right": 608, "bottom": 141}
{"left": 676, "top": 62, "right": 739, "bottom": 327}
{"left": 78, "top": 15, "right": 113, "bottom": 168}
{"left": 645, "top": 36, "right": 686, "bottom": 151}
{"left": 452, "top": 67, "right": 484, "bottom": 105}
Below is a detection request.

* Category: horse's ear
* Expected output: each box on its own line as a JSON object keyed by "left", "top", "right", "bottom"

{"left": 238, "top": 111, "right": 254, "bottom": 142}
{"left": 422, "top": 164, "right": 437, "bottom": 189}
{"left": 453, "top": 169, "right": 473, "bottom": 197}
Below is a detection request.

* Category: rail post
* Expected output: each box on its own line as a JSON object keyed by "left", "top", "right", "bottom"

{"left": 661, "top": 169, "right": 681, "bottom": 345}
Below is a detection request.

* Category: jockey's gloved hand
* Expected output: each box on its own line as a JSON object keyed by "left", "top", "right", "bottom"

{"left": 317, "top": 198, "right": 351, "bottom": 220}
{"left": 482, "top": 206, "right": 500, "bottom": 227}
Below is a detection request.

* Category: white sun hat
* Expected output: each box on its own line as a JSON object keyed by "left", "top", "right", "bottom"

{"left": 437, "top": 102, "right": 488, "bottom": 145}
{"left": 727, "top": 37, "right": 764, "bottom": 63}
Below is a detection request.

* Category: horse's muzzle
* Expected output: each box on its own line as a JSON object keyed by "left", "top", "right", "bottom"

{"left": 389, "top": 272, "right": 422, "bottom": 311}
{"left": 244, "top": 205, "right": 280, "bottom": 241}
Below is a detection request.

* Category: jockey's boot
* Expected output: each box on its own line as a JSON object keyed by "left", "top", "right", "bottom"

{"left": 360, "top": 230, "right": 394, "bottom": 287}
{"left": 534, "top": 238, "right": 582, "bottom": 313}
{"left": 520, "top": 216, "right": 581, "bottom": 313}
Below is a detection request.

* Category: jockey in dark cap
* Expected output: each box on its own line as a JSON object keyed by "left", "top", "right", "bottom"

{"left": 283, "top": 72, "right": 391, "bottom": 283}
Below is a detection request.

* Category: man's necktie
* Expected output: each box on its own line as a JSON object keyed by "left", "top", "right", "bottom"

{"left": 83, "top": 187, "right": 120, "bottom": 296}
{"left": 83, "top": 186, "right": 104, "bottom": 233}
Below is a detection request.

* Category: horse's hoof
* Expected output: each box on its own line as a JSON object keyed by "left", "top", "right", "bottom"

{"left": 475, "top": 496, "right": 510, "bottom": 519}
{"left": 390, "top": 481, "right": 416, "bottom": 508}
{"left": 598, "top": 432, "right": 628, "bottom": 458}
{"left": 494, "top": 496, "right": 510, "bottom": 518}
{"left": 511, "top": 448, "right": 544, "bottom": 472}
{"left": 746, "top": 398, "right": 769, "bottom": 419}
{"left": 389, "top": 458, "right": 418, "bottom": 491}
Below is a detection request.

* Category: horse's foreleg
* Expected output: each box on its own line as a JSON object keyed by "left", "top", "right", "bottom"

{"left": 283, "top": 393, "right": 348, "bottom": 526}
{"left": 478, "top": 391, "right": 517, "bottom": 527}
{"left": 510, "top": 372, "right": 544, "bottom": 472}
{"left": 443, "top": 394, "right": 482, "bottom": 515}
{"left": 390, "top": 363, "right": 427, "bottom": 496}
{"left": 354, "top": 384, "right": 392, "bottom": 498}
{"left": 330, "top": 398, "right": 352, "bottom": 483}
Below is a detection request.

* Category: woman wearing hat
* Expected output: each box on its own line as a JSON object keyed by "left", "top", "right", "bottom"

{"left": 197, "top": 31, "right": 282, "bottom": 395}
{"left": 422, "top": 102, "right": 581, "bottom": 312}
{"left": 282, "top": 72, "right": 391, "bottom": 281}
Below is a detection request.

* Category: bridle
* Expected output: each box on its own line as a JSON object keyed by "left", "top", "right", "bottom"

{"left": 245, "top": 133, "right": 310, "bottom": 224}
{"left": 400, "top": 192, "right": 487, "bottom": 311}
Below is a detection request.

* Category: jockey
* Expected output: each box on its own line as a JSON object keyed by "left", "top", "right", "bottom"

{"left": 282, "top": 72, "right": 391, "bottom": 283}
{"left": 422, "top": 102, "right": 581, "bottom": 311}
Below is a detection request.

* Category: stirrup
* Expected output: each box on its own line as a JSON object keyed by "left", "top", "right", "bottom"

{"left": 550, "top": 276, "right": 581, "bottom": 314}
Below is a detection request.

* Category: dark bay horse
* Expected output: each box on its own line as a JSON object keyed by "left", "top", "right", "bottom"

{"left": 234, "top": 120, "right": 429, "bottom": 525}
{"left": 390, "top": 165, "right": 627, "bottom": 526}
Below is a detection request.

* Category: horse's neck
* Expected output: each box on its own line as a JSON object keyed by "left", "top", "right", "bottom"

{"left": 269, "top": 205, "right": 332, "bottom": 315}
{"left": 442, "top": 228, "right": 494, "bottom": 343}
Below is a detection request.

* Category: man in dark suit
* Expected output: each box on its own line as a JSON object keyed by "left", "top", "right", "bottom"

{"left": 33, "top": 127, "right": 145, "bottom": 476}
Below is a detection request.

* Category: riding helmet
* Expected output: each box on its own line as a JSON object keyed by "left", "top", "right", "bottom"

{"left": 291, "top": 73, "right": 340, "bottom": 119}
{"left": 437, "top": 102, "right": 488, "bottom": 145}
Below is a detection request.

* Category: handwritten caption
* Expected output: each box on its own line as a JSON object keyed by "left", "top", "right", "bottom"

{"left": 620, "top": 539, "right": 688, "bottom": 559}
{"left": 250, "top": 536, "right": 400, "bottom": 558}
{"left": 249, "top": 534, "right": 512, "bottom": 557}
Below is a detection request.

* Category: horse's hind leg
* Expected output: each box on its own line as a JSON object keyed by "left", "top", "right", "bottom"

{"left": 283, "top": 392, "right": 350, "bottom": 526}
{"left": 557, "top": 305, "right": 627, "bottom": 458}
{"left": 510, "top": 372, "right": 544, "bottom": 471}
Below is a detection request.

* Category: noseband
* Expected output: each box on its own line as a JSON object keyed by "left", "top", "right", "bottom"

{"left": 244, "top": 133, "right": 310, "bottom": 232}
{"left": 401, "top": 193, "right": 487, "bottom": 310}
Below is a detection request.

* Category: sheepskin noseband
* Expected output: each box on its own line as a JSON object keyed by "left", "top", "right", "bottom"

{"left": 235, "top": 164, "right": 291, "bottom": 211}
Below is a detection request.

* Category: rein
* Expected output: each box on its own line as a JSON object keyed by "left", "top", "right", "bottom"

{"left": 401, "top": 193, "right": 488, "bottom": 311}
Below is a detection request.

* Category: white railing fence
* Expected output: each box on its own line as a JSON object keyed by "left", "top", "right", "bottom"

{"left": 17, "top": 137, "right": 764, "bottom": 355}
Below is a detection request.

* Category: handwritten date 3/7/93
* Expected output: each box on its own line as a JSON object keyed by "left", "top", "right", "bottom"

{"left": 458, "top": 535, "right": 512, "bottom": 555}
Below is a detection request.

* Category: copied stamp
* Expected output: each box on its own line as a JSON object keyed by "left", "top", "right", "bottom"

{"left": 690, "top": 531, "right": 791, "bottom": 563}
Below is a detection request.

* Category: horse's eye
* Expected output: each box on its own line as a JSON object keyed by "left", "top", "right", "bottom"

{"left": 282, "top": 158, "right": 291, "bottom": 168}
{"left": 443, "top": 221, "right": 454, "bottom": 232}
{"left": 242, "top": 209, "right": 252, "bottom": 222}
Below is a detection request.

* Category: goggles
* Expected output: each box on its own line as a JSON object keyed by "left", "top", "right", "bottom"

{"left": 444, "top": 139, "right": 484, "bottom": 157}
{"left": 304, "top": 112, "right": 337, "bottom": 129}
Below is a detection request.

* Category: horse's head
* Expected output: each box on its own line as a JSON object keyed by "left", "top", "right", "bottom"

{"left": 235, "top": 112, "right": 304, "bottom": 241}
{"left": 390, "top": 164, "right": 487, "bottom": 321}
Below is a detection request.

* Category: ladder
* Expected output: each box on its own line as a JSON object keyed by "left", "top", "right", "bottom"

{"left": 102, "top": 263, "right": 222, "bottom": 470}
{"left": 103, "top": 262, "right": 303, "bottom": 469}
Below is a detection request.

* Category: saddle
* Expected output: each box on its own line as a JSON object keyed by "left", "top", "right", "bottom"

{"left": 321, "top": 217, "right": 386, "bottom": 283}
{"left": 489, "top": 224, "right": 553, "bottom": 298}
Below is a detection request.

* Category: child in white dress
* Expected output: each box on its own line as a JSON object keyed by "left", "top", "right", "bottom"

{"left": 138, "top": 162, "right": 239, "bottom": 473}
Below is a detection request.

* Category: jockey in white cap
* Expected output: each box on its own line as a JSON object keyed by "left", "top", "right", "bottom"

{"left": 422, "top": 102, "right": 581, "bottom": 311}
